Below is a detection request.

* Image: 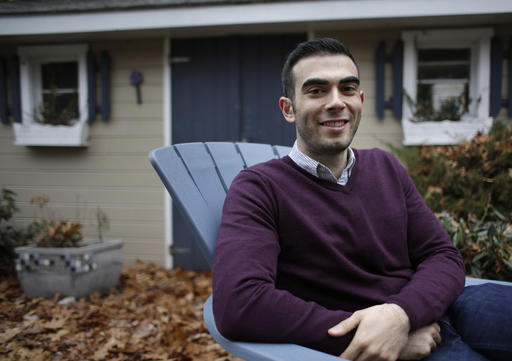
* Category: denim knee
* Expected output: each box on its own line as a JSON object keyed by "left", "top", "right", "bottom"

{"left": 450, "top": 283, "right": 512, "bottom": 361}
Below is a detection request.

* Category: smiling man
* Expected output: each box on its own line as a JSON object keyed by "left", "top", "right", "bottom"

{"left": 279, "top": 53, "right": 363, "bottom": 180}
{"left": 212, "top": 38, "right": 511, "bottom": 361}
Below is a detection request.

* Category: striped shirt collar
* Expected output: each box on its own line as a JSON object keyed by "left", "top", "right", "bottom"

{"left": 288, "top": 141, "right": 356, "bottom": 186}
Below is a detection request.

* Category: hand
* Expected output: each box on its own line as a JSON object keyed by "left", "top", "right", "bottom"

{"left": 328, "top": 303, "right": 410, "bottom": 361}
{"left": 398, "top": 323, "right": 441, "bottom": 360}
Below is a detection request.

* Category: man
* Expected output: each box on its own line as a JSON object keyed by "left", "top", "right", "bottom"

{"left": 212, "top": 38, "right": 511, "bottom": 360}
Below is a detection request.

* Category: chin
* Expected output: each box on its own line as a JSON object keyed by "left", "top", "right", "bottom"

{"left": 314, "top": 141, "right": 350, "bottom": 155}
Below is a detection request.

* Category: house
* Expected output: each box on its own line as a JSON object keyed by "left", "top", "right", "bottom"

{"left": 1, "top": 0, "right": 511, "bottom": 270}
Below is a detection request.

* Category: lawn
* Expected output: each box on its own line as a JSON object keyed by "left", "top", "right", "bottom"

{"left": 0, "top": 262, "right": 242, "bottom": 361}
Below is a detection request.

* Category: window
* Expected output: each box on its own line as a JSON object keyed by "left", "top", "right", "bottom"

{"left": 416, "top": 49, "right": 470, "bottom": 122}
{"left": 40, "top": 61, "right": 79, "bottom": 125}
{"left": 401, "top": 28, "right": 493, "bottom": 145}
{"left": 14, "top": 44, "right": 89, "bottom": 146}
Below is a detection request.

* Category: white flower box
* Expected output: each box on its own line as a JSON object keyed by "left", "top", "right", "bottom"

{"left": 13, "top": 121, "right": 89, "bottom": 146}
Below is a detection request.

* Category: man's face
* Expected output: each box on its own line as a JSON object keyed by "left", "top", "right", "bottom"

{"left": 279, "top": 55, "right": 364, "bottom": 159}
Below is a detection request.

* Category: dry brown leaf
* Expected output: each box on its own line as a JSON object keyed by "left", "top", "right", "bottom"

{"left": 42, "top": 317, "right": 67, "bottom": 330}
{"left": 0, "top": 327, "right": 23, "bottom": 343}
{"left": 93, "top": 335, "right": 123, "bottom": 360}
{"left": 50, "top": 328, "right": 70, "bottom": 342}
{"left": 0, "top": 262, "right": 245, "bottom": 361}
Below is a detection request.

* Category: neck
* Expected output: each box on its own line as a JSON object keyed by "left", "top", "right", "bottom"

{"left": 298, "top": 143, "right": 349, "bottom": 179}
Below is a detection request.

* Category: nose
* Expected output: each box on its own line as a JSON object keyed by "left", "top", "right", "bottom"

{"left": 325, "top": 88, "right": 346, "bottom": 111}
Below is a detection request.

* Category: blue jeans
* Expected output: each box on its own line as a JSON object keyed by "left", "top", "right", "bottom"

{"left": 424, "top": 283, "right": 512, "bottom": 361}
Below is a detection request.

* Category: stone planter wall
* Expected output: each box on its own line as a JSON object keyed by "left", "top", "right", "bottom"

{"left": 15, "top": 239, "right": 123, "bottom": 299}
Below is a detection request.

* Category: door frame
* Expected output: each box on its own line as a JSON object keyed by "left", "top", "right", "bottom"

{"left": 163, "top": 35, "right": 173, "bottom": 269}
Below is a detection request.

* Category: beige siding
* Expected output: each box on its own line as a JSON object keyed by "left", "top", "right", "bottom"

{"left": 316, "top": 29, "right": 404, "bottom": 150}
{"left": 0, "top": 38, "right": 166, "bottom": 266}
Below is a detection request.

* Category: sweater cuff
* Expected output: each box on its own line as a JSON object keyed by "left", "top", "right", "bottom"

{"left": 385, "top": 296, "right": 419, "bottom": 331}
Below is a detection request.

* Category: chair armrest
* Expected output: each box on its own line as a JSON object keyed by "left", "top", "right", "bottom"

{"left": 203, "top": 296, "right": 344, "bottom": 361}
{"left": 465, "top": 277, "right": 512, "bottom": 287}
{"left": 204, "top": 278, "right": 512, "bottom": 361}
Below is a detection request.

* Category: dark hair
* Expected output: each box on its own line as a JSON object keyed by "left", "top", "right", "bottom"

{"left": 281, "top": 38, "right": 359, "bottom": 101}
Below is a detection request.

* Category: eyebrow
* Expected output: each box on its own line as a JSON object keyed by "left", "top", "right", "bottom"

{"left": 301, "top": 76, "right": 360, "bottom": 91}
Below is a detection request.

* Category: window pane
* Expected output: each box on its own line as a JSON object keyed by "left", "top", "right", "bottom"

{"left": 418, "top": 49, "right": 470, "bottom": 80}
{"left": 40, "top": 62, "right": 79, "bottom": 124}
{"left": 416, "top": 48, "right": 470, "bottom": 121}
{"left": 41, "top": 93, "right": 79, "bottom": 125}
{"left": 418, "top": 49, "right": 470, "bottom": 62}
{"left": 41, "top": 62, "right": 78, "bottom": 89}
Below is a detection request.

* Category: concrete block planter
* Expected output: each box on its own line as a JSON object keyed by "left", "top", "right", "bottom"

{"left": 15, "top": 239, "right": 123, "bottom": 299}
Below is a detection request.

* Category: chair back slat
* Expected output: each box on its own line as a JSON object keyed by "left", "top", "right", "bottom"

{"left": 273, "top": 145, "right": 292, "bottom": 158}
{"left": 236, "top": 142, "right": 278, "bottom": 167}
{"left": 206, "top": 142, "right": 246, "bottom": 190}
{"left": 149, "top": 142, "right": 291, "bottom": 268}
{"left": 149, "top": 145, "right": 219, "bottom": 265}
{"left": 175, "top": 143, "right": 227, "bottom": 220}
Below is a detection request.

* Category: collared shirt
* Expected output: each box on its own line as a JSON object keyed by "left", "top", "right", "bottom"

{"left": 288, "top": 141, "right": 356, "bottom": 186}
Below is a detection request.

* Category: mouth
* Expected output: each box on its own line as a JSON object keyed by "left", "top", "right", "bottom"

{"left": 320, "top": 119, "right": 348, "bottom": 128}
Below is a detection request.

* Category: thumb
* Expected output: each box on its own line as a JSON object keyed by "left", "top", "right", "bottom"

{"left": 328, "top": 313, "right": 361, "bottom": 337}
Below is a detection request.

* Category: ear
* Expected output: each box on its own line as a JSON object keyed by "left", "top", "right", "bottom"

{"left": 279, "top": 97, "right": 295, "bottom": 124}
{"left": 360, "top": 90, "right": 365, "bottom": 104}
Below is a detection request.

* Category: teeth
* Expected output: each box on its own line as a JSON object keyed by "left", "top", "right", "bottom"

{"left": 323, "top": 121, "right": 345, "bottom": 127}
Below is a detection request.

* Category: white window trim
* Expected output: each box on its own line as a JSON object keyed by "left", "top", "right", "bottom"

{"left": 14, "top": 44, "right": 90, "bottom": 146}
{"left": 401, "top": 28, "right": 494, "bottom": 145}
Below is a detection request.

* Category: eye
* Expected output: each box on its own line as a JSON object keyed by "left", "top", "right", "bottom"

{"left": 306, "top": 87, "right": 325, "bottom": 95}
{"left": 341, "top": 84, "right": 358, "bottom": 94}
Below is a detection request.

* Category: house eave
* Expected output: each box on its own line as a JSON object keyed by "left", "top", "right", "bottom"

{"left": 1, "top": 0, "right": 511, "bottom": 37}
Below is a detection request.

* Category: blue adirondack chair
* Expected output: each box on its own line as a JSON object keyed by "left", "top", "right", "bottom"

{"left": 149, "top": 142, "right": 511, "bottom": 361}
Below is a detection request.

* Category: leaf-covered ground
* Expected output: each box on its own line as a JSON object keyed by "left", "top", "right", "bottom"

{"left": 0, "top": 262, "right": 242, "bottom": 361}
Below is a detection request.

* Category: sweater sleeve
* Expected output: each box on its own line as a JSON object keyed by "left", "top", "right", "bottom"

{"left": 385, "top": 157, "right": 466, "bottom": 330}
{"left": 212, "top": 169, "right": 352, "bottom": 355}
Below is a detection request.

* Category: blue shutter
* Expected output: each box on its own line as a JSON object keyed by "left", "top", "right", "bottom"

{"left": 375, "top": 42, "right": 386, "bottom": 120}
{"left": 100, "top": 52, "right": 110, "bottom": 122}
{"left": 490, "top": 37, "right": 512, "bottom": 118}
{"left": 375, "top": 41, "right": 403, "bottom": 120}
{"left": 490, "top": 37, "right": 503, "bottom": 118}
{"left": 8, "top": 56, "right": 21, "bottom": 123}
{"left": 0, "top": 57, "right": 22, "bottom": 124}
{"left": 392, "top": 41, "right": 403, "bottom": 120}
{"left": 87, "top": 51, "right": 97, "bottom": 123}
{"left": 508, "top": 39, "right": 512, "bottom": 118}
{"left": 0, "top": 58, "right": 7, "bottom": 124}
{"left": 87, "top": 50, "right": 111, "bottom": 123}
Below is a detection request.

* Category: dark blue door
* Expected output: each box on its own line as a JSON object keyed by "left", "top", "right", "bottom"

{"left": 170, "top": 34, "right": 306, "bottom": 269}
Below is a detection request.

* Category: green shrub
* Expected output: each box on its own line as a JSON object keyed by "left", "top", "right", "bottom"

{"left": 393, "top": 123, "right": 512, "bottom": 222}
{"left": 392, "top": 123, "right": 512, "bottom": 281}
{"left": 439, "top": 209, "right": 512, "bottom": 281}
{"left": 0, "top": 189, "right": 40, "bottom": 277}
{"left": 0, "top": 189, "right": 85, "bottom": 277}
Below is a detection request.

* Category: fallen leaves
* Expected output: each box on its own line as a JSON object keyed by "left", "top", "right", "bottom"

{"left": 0, "top": 262, "right": 242, "bottom": 361}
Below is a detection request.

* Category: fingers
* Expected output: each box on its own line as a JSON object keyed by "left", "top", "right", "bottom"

{"left": 433, "top": 322, "right": 441, "bottom": 333}
{"left": 398, "top": 322, "right": 443, "bottom": 360}
{"left": 336, "top": 304, "right": 410, "bottom": 361}
{"left": 433, "top": 332, "right": 442, "bottom": 346}
{"left": 328, "top": 312, "right": 361, "bottom": 337}
{"left": 340, "top": 340, "right": 363, "bottom": 360}
{"left": 427, "top": 323, "right": 442, "bottom": 347}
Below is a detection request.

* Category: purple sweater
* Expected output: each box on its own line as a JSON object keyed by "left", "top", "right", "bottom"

{"left": 213, "top": 148, "right": 465, "bottom": 355}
